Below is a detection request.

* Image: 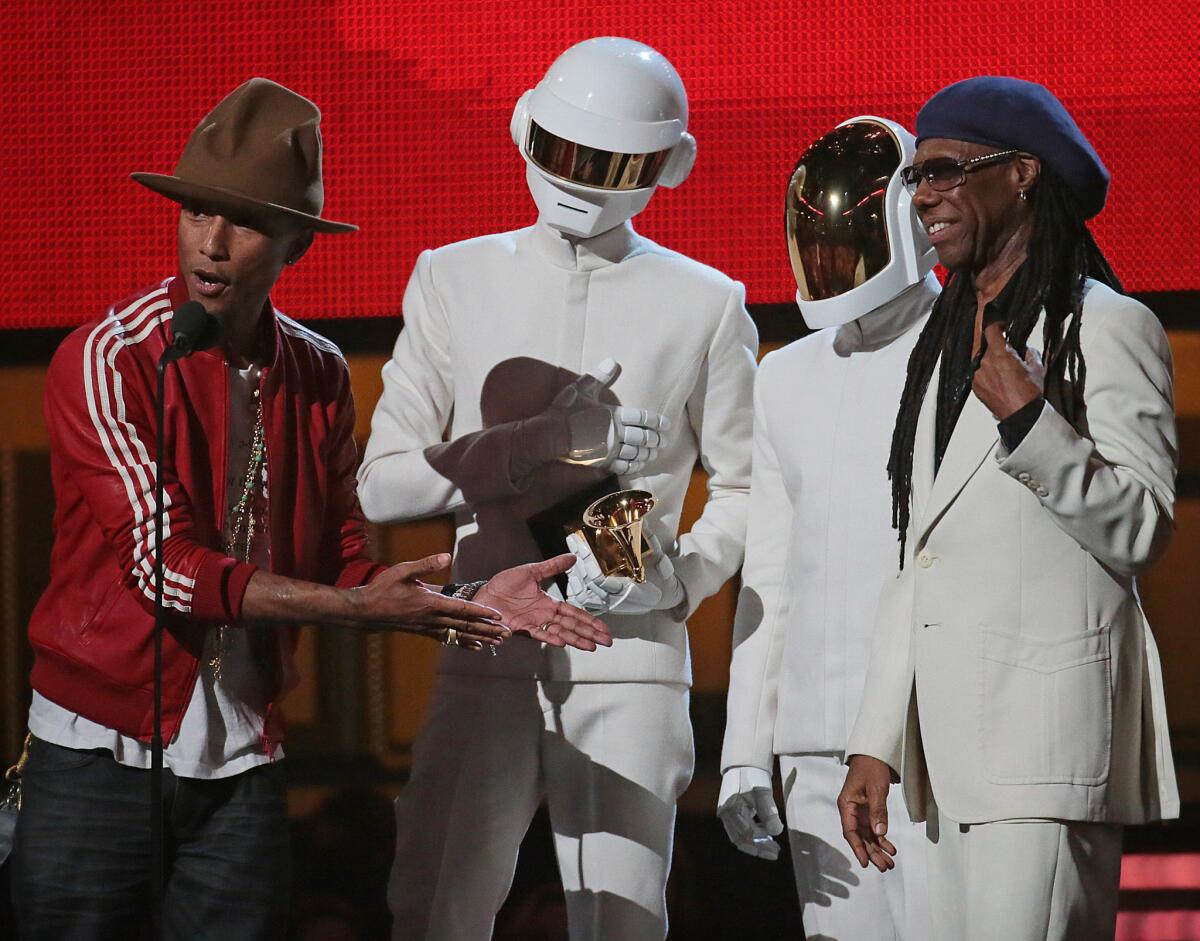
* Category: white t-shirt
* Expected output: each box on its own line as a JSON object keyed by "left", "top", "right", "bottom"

{"left": 29, "top": 363, "right": 280, "bottom": 778}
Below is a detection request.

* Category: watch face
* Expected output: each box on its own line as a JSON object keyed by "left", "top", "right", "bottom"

{"left": 525, "top": 120, "right": 670, "bottom": 191}
{"left": 787, "top": 120, "right": 902, "bottom": 301}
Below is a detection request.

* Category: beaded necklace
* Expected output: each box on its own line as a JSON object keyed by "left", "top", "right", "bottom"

{"left": 209, "top": 396, "right": 267, "bottom": 675}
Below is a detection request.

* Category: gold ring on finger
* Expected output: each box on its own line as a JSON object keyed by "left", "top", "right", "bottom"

{"left": 442, "top": 627, "right": 458, "bottom": 646}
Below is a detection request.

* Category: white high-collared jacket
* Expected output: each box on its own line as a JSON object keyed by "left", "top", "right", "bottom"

{"left": 721, "top": 274, "right": 939, "bottom": 772}
{"left": 846, "top": 280, "right": 1179, "bottom": 825}
{"left": 358, "top": 220, "right": 758, "bottom": 683}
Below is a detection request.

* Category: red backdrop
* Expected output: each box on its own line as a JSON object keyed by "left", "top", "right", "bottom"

{"left": 3, "top": 0, "right": 1197, "bottom": 327}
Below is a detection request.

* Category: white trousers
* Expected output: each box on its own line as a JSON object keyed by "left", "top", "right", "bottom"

{"left": 388, "top": 675, "right": 694, "bottom": 941}
{"left": 780, "top": 754, "right": 930, "bottom": 941}
{"left": 925, "top": 809, "right": 1123, "bottom": 941}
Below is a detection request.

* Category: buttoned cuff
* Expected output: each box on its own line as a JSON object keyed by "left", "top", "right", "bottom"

{"left": 996, "top": 399, "right": 1066, "bottom": 498}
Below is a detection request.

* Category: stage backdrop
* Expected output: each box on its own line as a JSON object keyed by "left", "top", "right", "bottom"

{"left": 2, "top": 0, "right": 1197, "bottom": 328}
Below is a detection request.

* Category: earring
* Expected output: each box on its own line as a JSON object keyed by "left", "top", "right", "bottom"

{"left": 1017, "top": 190, "right": 1029, "bottom": 202}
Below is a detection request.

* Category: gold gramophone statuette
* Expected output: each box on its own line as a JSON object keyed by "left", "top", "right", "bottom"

{"left": 577, "top": 489, "right": 656, "bottom": 584}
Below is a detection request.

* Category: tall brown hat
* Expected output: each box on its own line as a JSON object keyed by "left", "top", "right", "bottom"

{"left": 132, "top": 77, "right": 356, "bottom": 234}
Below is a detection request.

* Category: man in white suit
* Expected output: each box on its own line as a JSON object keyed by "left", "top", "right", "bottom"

{"left": 359, "top": 38, "right": 757, "bottom": 940}
{"left": 838, "top": 77, "right": 1178, "bottom": 941}
{"left": 718, "top": 116, "right": 937, "bottom": 940}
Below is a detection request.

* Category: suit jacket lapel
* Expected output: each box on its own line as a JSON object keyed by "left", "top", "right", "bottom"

{"left": 916, "top": 376, "right": 999, "bottom": 545}
{"left": 910, "top": 360, "right": 939, "bottom": 528}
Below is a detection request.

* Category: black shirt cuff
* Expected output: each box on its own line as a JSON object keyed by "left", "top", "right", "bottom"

{"left": 998, "top": 397, "right": 1044, "bottom": 452}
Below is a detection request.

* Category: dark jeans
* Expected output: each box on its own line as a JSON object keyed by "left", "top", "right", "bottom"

{"left": 10, "top": 736, "right": 290, "bottom": 941}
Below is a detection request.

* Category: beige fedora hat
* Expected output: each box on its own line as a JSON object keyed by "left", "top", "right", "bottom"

{"left": 132, "top": 77, "right": 356, "bottom": 234}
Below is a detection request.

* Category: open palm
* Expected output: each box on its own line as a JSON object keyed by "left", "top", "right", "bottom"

{"left": 477, "top": 554, "right": 613, "bottom": 651}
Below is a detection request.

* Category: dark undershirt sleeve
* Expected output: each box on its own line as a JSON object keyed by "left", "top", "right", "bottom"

{"left": 998, "top": 396, "right": 1045, "bottom": 452}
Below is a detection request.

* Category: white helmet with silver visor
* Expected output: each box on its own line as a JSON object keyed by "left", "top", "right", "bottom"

{"left": 511, "top": 37, "right": 696, "bottom": 238}
{"left": 786, "top": 116, "right": 936, "bottom": 329}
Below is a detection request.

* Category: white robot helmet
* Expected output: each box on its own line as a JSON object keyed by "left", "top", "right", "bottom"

{"left": 786, "top": 116, "right": 936, "bottom": 329}
{"left": 511, "top": 37, "right": 696, "bottom": 238}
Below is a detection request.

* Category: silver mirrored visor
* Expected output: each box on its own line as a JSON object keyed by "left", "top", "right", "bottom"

{"left": 786, "top": 121, "right": 902, "bottom": 301}
{"left": 526, "top": 120, "right": 671, "bottom": 191}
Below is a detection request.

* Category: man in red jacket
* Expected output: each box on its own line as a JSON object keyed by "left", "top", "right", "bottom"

{"left": 10, "top": 78, "right": 608, "bottom": 941}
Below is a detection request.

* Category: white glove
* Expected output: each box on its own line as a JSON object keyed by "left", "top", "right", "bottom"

{"left": 564, "top": 530, "right": 685, "bottom": 617}
{"left": 717, "top": 766, "right": 784, "bottom": 860}
{"left": 510, "top": 359, "right": 668, "bottom": 481}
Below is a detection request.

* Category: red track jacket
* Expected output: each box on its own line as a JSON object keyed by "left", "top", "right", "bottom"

{"left": 28, "top": 277, "right": 385, "bottom": 743}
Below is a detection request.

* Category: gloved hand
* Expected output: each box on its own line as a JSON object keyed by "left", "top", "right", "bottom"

{"left": 717, "top": 766, "right": 784, "bottom": 860}
{"left": 564, "top": 530, "right": 685, "bottom": 617}
{"left": 509, "top": 359, "right": 668, "bottom": 483}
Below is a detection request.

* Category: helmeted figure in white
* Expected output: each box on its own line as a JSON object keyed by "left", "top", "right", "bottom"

{"left": 359, "top": 38, "right": 757, "bottom": 941}
{"left": 718, "top": 116, "right": 939, "bottom": 940}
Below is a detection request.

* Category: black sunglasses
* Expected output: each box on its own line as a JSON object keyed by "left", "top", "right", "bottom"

{"left": 900, "top": 150, "right": 1019, "bottom": 195}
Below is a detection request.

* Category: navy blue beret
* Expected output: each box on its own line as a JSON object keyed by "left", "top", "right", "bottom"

{"left": 916, "top": 76, "right": 1110, "bottom": 219}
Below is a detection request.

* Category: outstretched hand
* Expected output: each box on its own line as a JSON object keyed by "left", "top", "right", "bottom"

{"left": 477, "top": 554, "right": 614, "bottom": 651}
{"left": 353, "top": 553, "right": 508, "bottom": 650}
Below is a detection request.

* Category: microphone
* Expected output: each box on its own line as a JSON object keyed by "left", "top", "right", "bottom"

{"left": 168, "top": 301, "right": 221, "bottom": 358}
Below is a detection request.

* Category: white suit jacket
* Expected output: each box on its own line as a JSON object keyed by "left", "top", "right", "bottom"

{"left": 845, "top": 280, "right": 1179, "bottom": 825}
{"left": 358, "top": 221, "right": 758, "bottom": 684}
{"left": 721, "top": 276, "right": 938, "bottom": 771}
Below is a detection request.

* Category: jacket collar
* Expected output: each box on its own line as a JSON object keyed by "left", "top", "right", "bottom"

{"left": 911, "top": 274, "right": 1056, "bottom": 544}
{"left": 832, "top": 272, "right": 941, "bottom": 355}
{"left": 525, "top": 219, "right": 643, "bottom": 271}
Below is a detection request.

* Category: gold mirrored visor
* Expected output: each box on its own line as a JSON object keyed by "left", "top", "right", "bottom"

{"left": 525, "top": 120, "right": 671, "bottom": 191}
{"left": 786, "top": 121, "right": 902, "bottom": 302}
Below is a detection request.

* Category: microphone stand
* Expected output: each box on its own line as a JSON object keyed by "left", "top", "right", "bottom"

{"left": 148, "top": 301, "right": 217, "bottom": 939}
{"left": 152, "top": 338, "right": 191, "bottom": 940}
{"left": 151, "top": 349, "right": 174, "bottom": 941}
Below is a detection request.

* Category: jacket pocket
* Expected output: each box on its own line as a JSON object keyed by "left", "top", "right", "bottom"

{"left": 77, "top": 576, "right": 127, "bottom": 644}
{"left": 980, "top": 626, "right": 1112, "bottom": 786}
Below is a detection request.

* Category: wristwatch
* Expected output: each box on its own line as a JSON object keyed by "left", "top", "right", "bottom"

{"left": 439, "top": 579, "right": 488, "bottom": 601}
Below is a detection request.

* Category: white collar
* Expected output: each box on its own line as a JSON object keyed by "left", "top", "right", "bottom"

{"left": 832, "top": 271, "right": 941, "bottom": 355}
{"left": 526, "top": 219, "right": 643, "bottom": 272}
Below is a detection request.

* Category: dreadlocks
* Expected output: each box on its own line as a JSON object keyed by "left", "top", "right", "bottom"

{"left": 887, "top": 167, "right": 1122, "bottom": 563}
